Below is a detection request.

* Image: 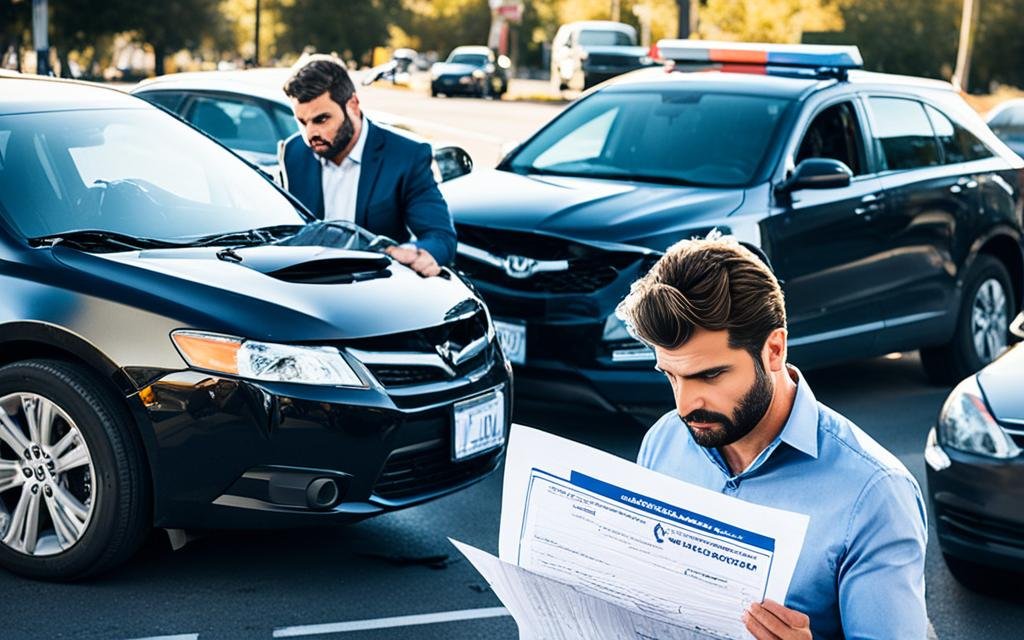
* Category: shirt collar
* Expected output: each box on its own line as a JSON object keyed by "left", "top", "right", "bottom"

{"left": 776, "top": 365, "right": 819, "bottom": 459}
{"left": 318, "top": 116, "right": 368, "bottom": 168}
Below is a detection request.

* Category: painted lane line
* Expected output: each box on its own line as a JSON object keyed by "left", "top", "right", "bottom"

{"left": 273, "top": 606, "right": 511, "bottom": 637}
{"left": 123, "top": 635, "right": 199, "bottom": 640}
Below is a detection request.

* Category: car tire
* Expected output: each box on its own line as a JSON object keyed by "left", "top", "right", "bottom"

{"left": 921, "top": 255, "right": 1014, "bottom": 385}
{"left": 0, "top": 359, "right": 150, "bottom": 580}
{"left": 943, "top": 553, "right": 1016, "bottom": 594}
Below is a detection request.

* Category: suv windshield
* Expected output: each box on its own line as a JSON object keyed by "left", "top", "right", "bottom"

{"left": 0, "top": 108, "right": 306, "bottom": 242}
{"left": 578, "top": 30, "right": 634, "bottom": 46}
{"left": 448, "top": 54, "right": 489, "bottom": 67}
{"left": 506, "top": 89, "right": 792, "bottom": 187}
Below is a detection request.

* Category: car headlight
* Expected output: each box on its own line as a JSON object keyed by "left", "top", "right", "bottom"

{"left": 472, "top": 69, "right": 486, "bottom": 79}
{"left": 602, "top": 314, "right": 635, "bottom": 342}
{"left": 172, "top": 330, "right": 366, "bottom": 387}
{"left": 937, "top": 375, "right": 1020, "bottom": 458}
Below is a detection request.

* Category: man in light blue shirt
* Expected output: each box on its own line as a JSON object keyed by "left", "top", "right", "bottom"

{"left": 617, "top": 238, "right": 928, "bottom": 639}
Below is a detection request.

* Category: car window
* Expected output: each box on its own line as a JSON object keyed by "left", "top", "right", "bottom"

{"left": 272, "top": 104, "right": 299, "bottom": 138}
{"left": 795, "top": 101, "right": 866, "bottom": 176}
{"left": 925, "top": 105, "right": 993, "bottom": 164}
{"left": 0, "top": 108, "right": 304, "bottom": 240}
{"left": 136, "top": 90, "right": 185, "bottom": 114}
{"left": 866, "top": 97, "right": 941, "bottom": 171}
{"left": 578, "top": 30, "right": 633, "bottom": 47}
{"left": 448, "top": 54, "right": 489, "bottom": 67}
{"left": 186, "top": 96, "right": 278, "bottom": 155}
{"left": 509, "top": 89, "right": 791, "bottom": 188}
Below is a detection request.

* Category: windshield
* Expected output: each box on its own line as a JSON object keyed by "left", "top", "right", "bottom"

{"left": 578, "top": 30, "right": 634, "bottom": 47}
{"left": 0, "top": 108, "right": 307, "bottom": 242}
{"left": 506, "top": 89, "right": 792, "bottom": 187}
{"left": 448, "top": 53, "right": 489, "bottom": 67}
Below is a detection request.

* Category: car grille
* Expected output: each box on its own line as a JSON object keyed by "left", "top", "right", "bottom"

{"left": 345, "top": 308, "right": 494, "bottom": 388}
{"left": 455, "top": 225, "right": 643, "bottom": 294}
{"left": 373, "top": 438, "right": 502, "bottom": 500}
{"left": 938, "top": 504, "right": 1024, "bottom": 548}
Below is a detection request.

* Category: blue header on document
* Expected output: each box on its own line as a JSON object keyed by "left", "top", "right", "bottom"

{"left": 570, "top": 471, "right": 776, "bottom": 552}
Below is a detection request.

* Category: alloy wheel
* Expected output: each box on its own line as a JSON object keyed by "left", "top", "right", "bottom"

{"left": 0, "top": 393, "right": 96, "bottom": 556}
{"left": 971, "top": 278, "right": 1009, "bottom": 364}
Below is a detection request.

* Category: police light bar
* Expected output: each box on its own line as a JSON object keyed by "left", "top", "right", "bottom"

{"left": 653, "top": 40, "right": 863, "bottom": 70}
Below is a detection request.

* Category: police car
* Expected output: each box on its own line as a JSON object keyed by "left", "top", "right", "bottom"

{"left": 441, "top": 42, "right": 1024, "bottom": 413}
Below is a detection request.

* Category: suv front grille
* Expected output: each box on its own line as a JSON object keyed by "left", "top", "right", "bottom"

{"left": 373, "top": 439, "right": 501, "bottom": 500}
{"left": 455, "top": 225, "right": 643, "bottom": 294}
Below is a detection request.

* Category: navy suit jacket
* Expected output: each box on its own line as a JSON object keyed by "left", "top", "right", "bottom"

{"left": 278, "top": 120, "right": 457, "bottom": 266}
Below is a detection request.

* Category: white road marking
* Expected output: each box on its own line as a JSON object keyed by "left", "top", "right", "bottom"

{"left": 272, "top": 606, "right": 511, "bottom": 637}
{"left": 123, "top": 635, "right": 199, "bottom": 640}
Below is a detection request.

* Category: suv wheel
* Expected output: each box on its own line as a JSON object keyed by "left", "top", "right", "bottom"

{"left": 921, "top": 255, "right": 1013, "bottom": 384}
{"left": 0, "top": 360, "right": 149, "bottom": 580}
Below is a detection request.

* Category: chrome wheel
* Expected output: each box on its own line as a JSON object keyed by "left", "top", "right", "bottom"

{"left": 0, "top": 393, "right": 95, "bottom": 556}
{"left": 971, "top": 278, "right": 1009, "bottom": 364}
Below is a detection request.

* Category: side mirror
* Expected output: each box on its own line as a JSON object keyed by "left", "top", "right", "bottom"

{"left": 776, "top": 158, "right": 852, "bottom": 195}
{"left": 433, "top": 146, "right": 473, "bottom": 182}
{"left": 1011, "top": 311, "right": 1024, "bottom": 339}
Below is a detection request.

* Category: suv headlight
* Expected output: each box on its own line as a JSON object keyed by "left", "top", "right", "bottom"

{"left": 937, "top": 375, "right": 1020, "bottom": 458}
{"left": 172, "top": 331, "right": 366, "bottom": 387}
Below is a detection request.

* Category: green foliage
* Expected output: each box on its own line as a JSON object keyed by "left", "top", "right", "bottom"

{"left": 276, "top": 0, "right": 405, "bottom": 64}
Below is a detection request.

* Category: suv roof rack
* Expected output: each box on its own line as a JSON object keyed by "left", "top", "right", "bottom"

{"left": 652, "top": 40, "right": 863, "bottom": 80}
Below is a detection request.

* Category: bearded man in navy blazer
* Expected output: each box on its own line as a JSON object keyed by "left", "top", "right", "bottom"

{"left": 279, "top": 55, "right": 456, "bottom": 277}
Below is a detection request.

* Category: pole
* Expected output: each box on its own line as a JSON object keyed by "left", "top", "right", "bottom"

{"left": 952, "top": 0, "right": 978, "bottom": 92}
{"left": 611, "top": 0, "right": 620, "bottom": 23}
{"left": 32, "top": 0, "right": 48, "bottom": 76}
{"left": 253, "top": 0, "right": 261, "bottom": 67}
{"left": 677, "top": 0, "right": 691, "bottom": 39}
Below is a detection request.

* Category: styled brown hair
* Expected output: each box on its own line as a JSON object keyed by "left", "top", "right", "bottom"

{"left": 283, "top": 54, "right": 356, "bottom": 107}
{"left": 616, "top": 238, "right": 786, "bottom": 359}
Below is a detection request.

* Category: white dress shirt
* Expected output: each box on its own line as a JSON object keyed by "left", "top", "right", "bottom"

{"left": 320, "top": 117, "right": 368, "bottom": 223}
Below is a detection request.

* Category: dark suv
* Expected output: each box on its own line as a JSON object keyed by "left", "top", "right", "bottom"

{"left": 0, "top": 74, "right": 510, "bottom": 580}
{"left": 441, "top": 43, "right": 1024, "bottom": 414}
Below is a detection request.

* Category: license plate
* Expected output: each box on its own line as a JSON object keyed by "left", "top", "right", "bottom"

{"left": 453, "top": 391, "right": 505, "bottom": 461}
{"left": 494, "top": 320, "right": 526, "bottom": 365}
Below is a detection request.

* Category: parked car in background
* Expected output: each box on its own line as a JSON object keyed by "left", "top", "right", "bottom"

{"left": 0, "top": 74, "right": 509, "bottom": 580}
{"left": 132, "top": 69, "right": 474, "bottom": 182}
{"left": 430, "top": 46, "right": 509, "bottom": 99}
{"left": 551, "top": 21, "right": 654, "bottom": 92}
{"left": 442, "top": 41, "right": 1024, "bottom": 416}
{"left": 986, "top": 98, "right": 1024, "bottom": 157}
{"left": 926, "top": 311, "right": 1024, "bottom": 592}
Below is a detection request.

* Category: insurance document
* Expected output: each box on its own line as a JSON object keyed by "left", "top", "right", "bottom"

{"left": 453, "top": 425, "right": 810, "bottom": 640}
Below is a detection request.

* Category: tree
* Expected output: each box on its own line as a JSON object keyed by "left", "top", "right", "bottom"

{"left": 277, "top": 0, "right": 403, "bottom": 65}
{"left": 134, "top": 0, "right": 229, "bottom": 75}
{"left": 698, "top": 0, "right": 843, "bottom": 43}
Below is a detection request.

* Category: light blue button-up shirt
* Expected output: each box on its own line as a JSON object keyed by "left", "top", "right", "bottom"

{"left": 637, "top": 368, "right": 928, "bottom": 639}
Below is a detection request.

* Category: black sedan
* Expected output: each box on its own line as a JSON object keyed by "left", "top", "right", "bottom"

{"left": 926, "top": 311, "right": 1024, "bottom": 591}
{"left": 0, "top": 75, "right": 510, "bottom": 580}
{"left": 441, "top": 42, "right": 1024, "bottom": 416}
{"left": 430, "top": 46, "right": 509, "bottom": 99}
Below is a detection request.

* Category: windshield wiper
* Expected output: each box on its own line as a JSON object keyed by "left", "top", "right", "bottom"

{"left": 189, "top": 224, "right": 305, "bottom": 247}
{"left": 511, "top": 165, "right": 713, "bottom": 187}
{"left": 29, "top": 230, "right": 184, "bottom": 252}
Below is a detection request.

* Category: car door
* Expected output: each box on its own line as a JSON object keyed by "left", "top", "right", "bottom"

{"left": 764, "top": 97, "right": 888, "bottom": 366}
{"left": 861, "top": 95, "right": 980, "bottom": 349}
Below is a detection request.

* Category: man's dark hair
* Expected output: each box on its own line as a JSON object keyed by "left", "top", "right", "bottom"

{"left": 283, "top": 55, "right": 355, "bottom": 107}
{"left": 616, "top": 238, "right": 786, "bottom": 359}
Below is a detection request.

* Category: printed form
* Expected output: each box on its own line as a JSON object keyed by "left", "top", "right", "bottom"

{"left": 453, "top": 425, "right": 810, "bottom": 640}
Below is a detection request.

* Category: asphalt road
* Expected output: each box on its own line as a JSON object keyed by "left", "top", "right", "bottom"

{"left": 4, "top": 83, "right": 1021, "bottom": 639}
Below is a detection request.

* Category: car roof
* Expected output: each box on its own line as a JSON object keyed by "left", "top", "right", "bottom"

{"left": 450, "top": 46, "right": 491, "bottom": 57}
{"left": 986, "top": 98, "right": 1024, "bottom": 121}
{"left": 600, "top": 66, "right": 956, "bottom": 100}
{"left": 132, "top": 68, "right": 294, "bottom": 106}
{"left": 0, "top": 74, "right": 143, "bottom": 114}
{"left": 568, "top": 21, "right": 636, "bottom": 33}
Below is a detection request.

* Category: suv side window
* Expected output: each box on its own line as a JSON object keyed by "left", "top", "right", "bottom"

{"left": 924, "top": 104, "right": 993, "bottom": 163}
{"left": 186, "top": 95, "right": 278, "bottom": 155}
{"left": 866, "top": 97, "right": 941, "bottom": 171}
{"left": 796, "top": 101, "right": 866, "bottom": 175}
{"left": 138, "top": 91, "right": 186, "bottom": 114}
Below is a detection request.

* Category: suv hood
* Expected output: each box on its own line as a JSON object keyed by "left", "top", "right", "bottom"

{"left": 442, "top": 168, "right": 745, "bottom": 250}
{"left": 52, "top": 244, "right": 481, "bottom": 342}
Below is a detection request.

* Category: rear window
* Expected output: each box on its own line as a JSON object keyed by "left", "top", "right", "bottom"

{"left": 578, "top": 30, "right": 634, "bottom": 47}
{"left": 867, "top": 97, "right": 941, "bottom": 171}
{"left": 924, "top": 104, "right": 993, "bottom": 164}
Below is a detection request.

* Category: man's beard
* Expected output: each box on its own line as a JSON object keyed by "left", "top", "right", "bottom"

{"left": 681, "top": 358, "right": 775, "bottom": 448}
{"left": 310, "top": 113, "right": 355, "bottom": 160}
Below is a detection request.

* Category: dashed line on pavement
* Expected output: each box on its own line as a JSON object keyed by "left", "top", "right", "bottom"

{"left": 124, "top": 635, "right": 199, "bottom": 640}
{"left": 272, "top": 606, "right": 511, "bottom": 637}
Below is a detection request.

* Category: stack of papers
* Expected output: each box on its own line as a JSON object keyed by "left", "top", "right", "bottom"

{"left": 452, "top": 425, "right": 810, "bottom": 639}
